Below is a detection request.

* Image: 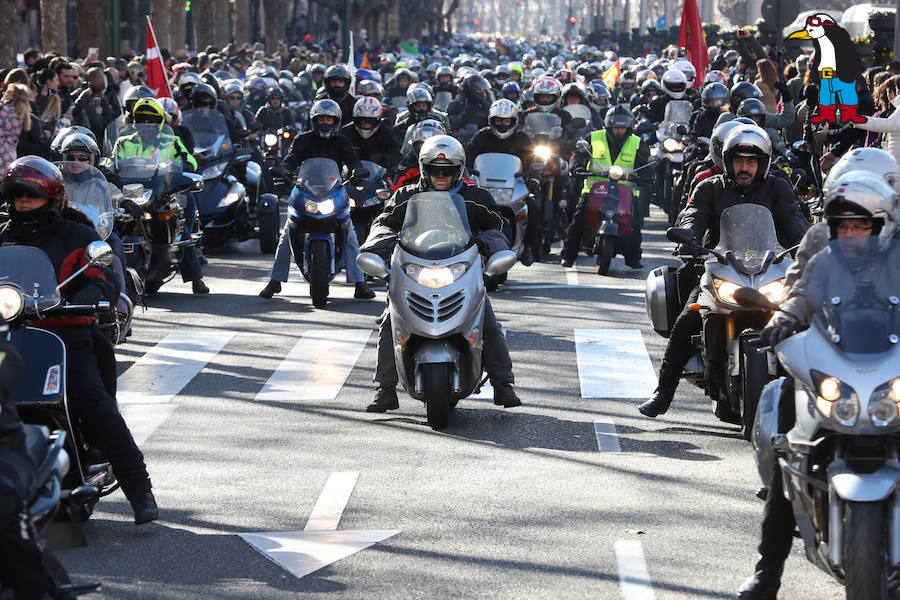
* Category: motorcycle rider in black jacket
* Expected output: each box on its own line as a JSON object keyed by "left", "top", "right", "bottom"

{"left": 447, "top": 74, "right": 493, "bottom": 136}
{"left": 254, "top": 88, "right": 295, "bottom": 131}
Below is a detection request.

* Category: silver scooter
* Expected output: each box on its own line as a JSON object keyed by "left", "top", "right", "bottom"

{"left": 357, "top": 191, "right": 516, "bottom": 430}
{"left": 741, "top": 237, "right": 900, "bottom": 599}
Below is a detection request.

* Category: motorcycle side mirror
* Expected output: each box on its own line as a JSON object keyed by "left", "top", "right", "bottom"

{"left": 353, "top": 168, "right": 370, "bottom": 180}
{"left": 675, "top": 124, "right": 689, "bottom": 136}
{"left": 733, "top": 287, "right": 778, "bottom": 311}
{"left": 194, "top": 148, "right": 211, "bottom": 159}
{"left": 666, "top": 227, "right": 695, "bottom": 245}
{"left": 774, "top": 244, "right": 799, "bottom": 263}
{"left": 184, "top": 172, "right": 204, "bottom": 192}
{"left": 469, "top": 169, "right": 480, "bottom": 176}
{"left": 791, "top": 140, "right": 810, "bottom": 153}
{"left": 526, "top": 178, "right": 541, "bottom": 194}
{"left": 356, "top": 252, "right": 390, "bottom": 280}
{"left": 698, "top": 136, "right": 711, "bottom": 146}
{"left": 376, "top": 188, "right": 392, "bottom": 200}
{"left": 484, "top": 250, "right": 517, "bottom": 278}
{"left": 86, "top": 241, "right": 114, "bottom": 266}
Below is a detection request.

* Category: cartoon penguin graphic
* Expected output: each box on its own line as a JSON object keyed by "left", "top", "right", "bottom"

{"left": 788, "top": 13, "right": 865, "bottom": 124}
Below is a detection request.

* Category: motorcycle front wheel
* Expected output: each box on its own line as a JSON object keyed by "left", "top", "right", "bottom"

{"left": 596, "top": 235, "right": 615, "bottom": 275}
{"left": 308, "top": 239, "right": 330, "bottom": 309}
{"left": 423, "top": 363, "right": 452, "bottom": 430}
{"left": 844, "top": 501, "right": 889, "bottom": 600}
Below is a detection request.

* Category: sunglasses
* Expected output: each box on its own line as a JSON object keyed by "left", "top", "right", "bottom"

{"left": 134, "top": 115, "right": 162, "bottom": 124}
{"left": 64, "top": 153, "right": 92, "bottom": 163}
{"left": 227, "top": 95, "right": 242, "bottom": 101}
{"left": 425, "top": 165, "right": 457, "bottom": 177}
{"left": 355, "top": 117, "right": 379, "bottom": 127}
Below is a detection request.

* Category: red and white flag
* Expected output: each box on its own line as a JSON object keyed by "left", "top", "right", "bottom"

{"left": 678, "top": 0, "right": 708, "bottom": 89}
{"left": 146, "top": 15, "right": 172, "bottom": 98}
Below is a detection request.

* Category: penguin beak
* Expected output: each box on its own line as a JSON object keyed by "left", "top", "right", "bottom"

{"left": 788, "top": 29, "right": 812, "bottom": 40}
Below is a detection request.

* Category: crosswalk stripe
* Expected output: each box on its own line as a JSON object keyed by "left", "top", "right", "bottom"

{"left": 615, "top": 540, "right": 656, "bottom": 600}
{"left": 255, "top": 329, "right": 371, "bottom": 402}
{"left": 574, "top": 329, "right": 656, "bottom": 398}
{"left": 593, "top": 420, "right": 621, "bottom": 453}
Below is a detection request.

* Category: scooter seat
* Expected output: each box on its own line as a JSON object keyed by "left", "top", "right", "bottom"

{"left": 22, "top": 424, "right": 51, "bottom": 466}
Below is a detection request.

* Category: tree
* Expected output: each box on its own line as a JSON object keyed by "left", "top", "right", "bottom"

{"left": 212, "top": 1, "right": 230, "bottom": 48}
{"left": 150, "top": 0, "right": 172, "bottom": 52}
{"left": 234, "top": 0, "right": 250, "bottom": 46}
{"left": 262, "top": 0, "right": 281, "bottom": 52}
{"left": 40, "top": 0, "right": 67, "bottom": 54}
{"left": 75, "top": 0, "right": 106, "bottom": 57}
{"left": 193, "top": 0, "right": 213, "bottom": 50}
{"left": 170, "top": 0, "right": 186, "bottom": 52}
{"left": 0, "top": 0, "right": 17, "bottom": 68}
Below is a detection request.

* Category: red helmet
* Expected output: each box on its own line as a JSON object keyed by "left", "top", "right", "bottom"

{"left": 3, "top": 155, "right": 67, "bottom": 212}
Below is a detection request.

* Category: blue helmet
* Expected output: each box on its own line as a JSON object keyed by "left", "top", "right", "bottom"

{"left": 501, "top": 81, "right": 521, "bottom": 99}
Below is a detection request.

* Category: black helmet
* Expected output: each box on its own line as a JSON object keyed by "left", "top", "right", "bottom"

{"left": 324, "top": 65, "right": 351, "bottom": 100}
{"left": 267, "top": 87, "right": 285, "bottom": 102}
{"left": 461, "top": 74, "right": 490, "bottom": 103}
{"left": 406, "top": 87, "right": 433, "bottom": 121}
{"left": 736, "top": 97, "right": 767, "bottom": 125}
{"left": 310, "top": 99, "right": 342, "bottom": 138}
{"left": 701, "top": 82, "right": 728, "bottom": 111}
{"left": 729, "top": 81, "right": 762, "bottom": 113}
{"left": 123, "top": 85, "right": 154, "bottom": 114}
{"left": 59, "top": 132, "right": 101, "bottom": 165}
{"left": 3, "top": 156, "right": 67, "bottom": 229}
{"left": 604, "top": 104, "right": 634, "bottom": 142}
{"left": 561, "top": 82, "right": 588, "bottom": 105}
{"left": 192, "top": 82, "right": 218, "bottom": 108}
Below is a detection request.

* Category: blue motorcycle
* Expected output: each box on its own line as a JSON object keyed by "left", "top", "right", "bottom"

{"left": 288, "top": 158, "right": 352, "bottom": 308}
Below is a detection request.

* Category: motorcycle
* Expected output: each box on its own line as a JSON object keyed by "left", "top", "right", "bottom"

{"left": 653, "top": 100, "right": 692, "bottom": 225}
{"left": 743, "top": 237, "right": 900, "bottom": 599}
{"left": 573, "top": 161, "right": 655, "bottom": 275}
{"left": 57, "top": 161, "right": 134, "bottom": 345}
{"left": 646, "top": 204, "right": 791, "bottom": 437}
{"left": 181, "top": 108, "right": 279, "bottom": 253}
{"left": 522, "top": 111, "right": 569, "bottom": 254}
{"left": 262, "top": 126, "right": 297, "bottom": 162}
{"left": 356, "top": 191, "right": 516, "bottom": 430}
{"left": 434, "top": 90, "right": 453, "bottom": 113}
{"left": 286, "top": 158, "right": 353, "bottom": 309}
{"left": 563, "top": 103, "right": 593, "bottom": 141}
{"left": 346, "top": 160, "right": 391, "bottom": 246}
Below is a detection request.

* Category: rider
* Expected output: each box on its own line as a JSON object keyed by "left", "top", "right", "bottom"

{"left": 560, "top": 104, "right": 652, "bottom": 269}
{"left": 361, "top": 135, "right": 522, "bottom": 412}
{"left": 637, "top": 125, "right": 808, "bottom": 419}
{"left": 648, "top": 68, "right": 688, "bottom": 124}
{"left": 342, "top": 96, "right": 401, "bottom": 175}
{"left": 0, "top": 157, "right": 158, "bottom": 524}
{"left": 393, "top": 87, "right": 450, "bottom": 140}
{"left": 392, "top": 119, "right": 447, "bottom": 190}
{"left": 714, "top": 81, "right": 795, "bottom": 131}
{"left": 259, "top": 99, "right": 373, "bottom": 300}
{"left": 255, "top": 87, "right": 295, "bottom": 130}
{"left": 322, "top": 65, "right": 357, "bottom": 125}
{"left": 690, "top": 82, "right": 728, "bottom": 140}
{"left": 447, "top": 74, "right": 492, "bottom": 135}
{"left": 432, "top": 65, "right": 458, "bottom": 97}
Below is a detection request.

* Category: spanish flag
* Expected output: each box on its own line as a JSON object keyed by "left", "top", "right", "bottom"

{"left": 602, "top": 60, "right": 620, "bottom": 89}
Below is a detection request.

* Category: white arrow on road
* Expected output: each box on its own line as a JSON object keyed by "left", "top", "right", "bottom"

{"left": 239, "top": 472, "right": 400, "bottom": 579}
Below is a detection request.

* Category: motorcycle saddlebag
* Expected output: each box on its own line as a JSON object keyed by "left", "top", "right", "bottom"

{"left": 645, "top": 265, "right": 680, "bottom": 337}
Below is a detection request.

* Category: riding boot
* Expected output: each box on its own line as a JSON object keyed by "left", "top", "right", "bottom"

{"left": 736, "top": 561, "right": 782, "bottom": 599}
{"left": 638, "top": 360, "right": 680, "bottom": 417}
{"left": 809, "top": 104, "right": 836, "bottom": 124}
{"left": 366, "top": 386, "right": 399, "bottom": 412}
{"left": 259, "top": 279, "right": 281, "bottom": 298}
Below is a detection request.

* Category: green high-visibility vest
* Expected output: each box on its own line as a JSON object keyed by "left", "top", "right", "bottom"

{"left": 580, "top": 129, "right": 640, "bottom": 194}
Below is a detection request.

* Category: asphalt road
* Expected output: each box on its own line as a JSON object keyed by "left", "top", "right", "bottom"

{"left": 55, "top": 207, "right": 844, "bottom": 599}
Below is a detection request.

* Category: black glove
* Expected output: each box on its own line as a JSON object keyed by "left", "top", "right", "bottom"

{"left": 761, "top": 313, "right": 797, "bottom": 346}
{"left": 269, "top": 166, "right": 288, "bottom": 180}
{"left": 69, "top": 283, "right": 106, "bottom": 306}
{"left": 775, "top": 81, "right": 792, "bottom": 103}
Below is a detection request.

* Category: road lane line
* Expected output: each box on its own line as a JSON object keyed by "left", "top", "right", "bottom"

{"left": 594, "top": 420, "right": 621, "bottom": 453}
{"left": 304, "top": 472, "right": 359, "bottom": 531}
{"left": 615, "top": 540, "right": 656, "bottom": 600}
{"left": 574, "top": 329, "right": 657, "bottom": 399}
{"left": 566, "top": 266, "right": 580, "bottom": 286}
{"left": 255, "top": 329, "right": 371, "bottom": 402}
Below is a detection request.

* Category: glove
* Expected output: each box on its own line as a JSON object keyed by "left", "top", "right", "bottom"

{"left": 69, "top": 283, "right": 106, "bottom": 306}
{"left": 761, "top": 312, "right": 798, "bottom": 346}
{"left": 775, "top": 81, "right": 792, "bottom": 103}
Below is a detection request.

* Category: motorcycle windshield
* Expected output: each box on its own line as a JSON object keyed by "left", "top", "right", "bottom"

{"left": 474, "top": 153, "right": 521, "bottom": 188}
{"left": 181, "top": 108, "right": 232, "bottom": 158}
{"left": 717, "top": 204, "right": 777, "bottom": 272}
{"left": 434, "top": 91, "right": 452, "bottom": 112}
{"left": 563, "top": 104, "right": 593, "bottom": 123}
{"left": 663, "top": 100, "right": 692, "bottom": 125}
{"left": 0, "top": 246, "right": 61, "bottom": 312}
{"left": 297, "top": 158, "right": 341, "bottom": 200}
{"left": 112, "top": 123, "right": 177, "bottom": 179}
{"left": 55, "top": 162, "right": 115, "bottom": 240}
{"left": 810, "top": 238, "right": 900, "bottom": 355}
{"left": 522, "top": 112, "right": 563, "bottom": 138}
{"left": 399, "top": 192, "right": 473, "bottom": 260}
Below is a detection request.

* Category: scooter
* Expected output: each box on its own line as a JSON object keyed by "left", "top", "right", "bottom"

{"left": 346, "top": 159, "right": 391, "bottom": 246}
{"left": 356, "top": 191, "right": 516, "bottom": 430}
{"left": 742, "top": 237, "right": 900, "bottom": 599}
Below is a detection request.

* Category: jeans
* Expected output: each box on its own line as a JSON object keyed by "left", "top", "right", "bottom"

{"left": 374, "top": 298, "right": 514, "bottom": 388}
{"left": 180, "top": 193, "right": 203, "bottom": 282}
{"left": 819, "top": 77, "right": 858, "bottom": 106}
{"left": 270, "top": 220, "right": 364, "bottom": 283}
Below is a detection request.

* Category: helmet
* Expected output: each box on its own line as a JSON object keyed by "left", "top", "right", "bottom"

{"left": 461, "top": 74, "right": 490, "bottom": 103}
{"left": 494, "top": 64, "right": 512, "bottom": 83}
{"left": 823, "top": 149, "right": 900, "bottom": 222}
{"left": 824, "top": 170, "right": 898, "bottom": 241}
{"left": 158, "top": 96, "right": 181, "bottom": 124}
{"left": 604, "top": 105, "right": 634, "bottom": 143}
{"left": 636, "top": 69, "right": 655, "bottom": 85}
{"left": 673, "top": 59, "right": 696, "bottom": 87}
{"left": 488, "top": 99, "right": 518, "bottom": 139}
{"left": 704, "top": 70, "right": 727, "bottom": 86}
{"left": 724, "top": 49, "right": 739, "bottom": 63}
{"left": 324, "top": 65, "right": 351, "bottom": 99}
{"left": 701, "top": 82, "right": 728, "bottom": 111}
{"left": 561, "top": 82, "right": 588, "bottom": 106}
{"left": 406, "top": 87, "right": 433, "bottom": 121}
{"left": 418, "top": 135, "right": 465, "bottom": 189}
{"left": 309, "top": 63, "right": 326, "bottom": 78}
{"left": 352, "top": 96, "right": 383, "bottom": 139}
{"left": 393, "top": 68, "right": 415, "bottom": 87}
{"left": 501, "top": 81, "right": 521, "bottom": 101}
{"left": 709, "top": 120, "right": 744, "bottom": 171}
{"left": 59, "top": 132, "right": 100, "bottom": 165}
{"left": 223, "top": 80, "right": 244, "bottom": 98}
{"left": 132, "top": 98, "right": 167, "bottom": 127}
{"left": 555, "top": 69, "right": 574, "bottom": 85}
{"left": 409, "top": 119, "right": 446, "bottom": 148}
{"left": 722, "top": 124, "right": 772, "bottom": 182}
{"left": 436, "top": 65, "right": 454, "bottom": 82}
{"left": 532, "top": 76, "right": 562, "bottom": 112}
{"left": 661, "top": 69, "right": 688, "bottom": 100}
{"left": 587, "top": 80, "right": 612, "bottom": 110}
{"left": 3, "top": 156, "right": 67, "bottom": 225}
{"left": 576, "top": 44, "right": 591, "bottom": 58}
{"left": 640, "top": 79, "right": 661, "bottom": 96}
{"left": 50, "top": 126, "right": 96, "bottom": 157}
{"left": 618, "top": 71, "right": 637, "bottom": 90}
{"left": 192, "top": 82, "right": 218, "bottom": 108}
{"left": 267, "top": 87, "right": 285, "bottom": 102}
{"left": 737, "top": 98, "right": 767, "bottom": 125}
{"left": 123, "top": 85, "right": 154, "bottom": 114}
{"left": 729, "top": 81, "right": 762, "bottom": 113}
{"left": 309, "top": 99, "right": 342, "bottom": 138}
{"left": 479, "top": 69, "right": 494, "bottom": 82}
{"left": 178, "top": 71, "right": 202, "bottom": 96}
{"left": 357, "top": 79, "right": 383, "bottom": 100}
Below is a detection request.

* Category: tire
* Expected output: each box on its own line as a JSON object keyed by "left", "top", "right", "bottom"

{"left": 308, "top": 239, "right": 330, "bottom": 309}
{"left": 596, "top": 235, "right": 615, "bottom": 275}
{"left": 740, "top": 340, "right": 769, "bottom": 441}
{"left": 258, "top": 210, "right": 279, "bottom": 254}
{"left": 844, "top": 501, "right": 888, "bottom": 600}
{"left": 423, "top": 363, "right": 452, "bottom": 430}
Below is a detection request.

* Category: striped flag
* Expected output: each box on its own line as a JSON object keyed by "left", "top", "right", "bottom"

{"left": 602, "top": 60, "right": 620, "bottom": 88}
{"left": 145, "top": 16, "right": 172, "bottom": 98}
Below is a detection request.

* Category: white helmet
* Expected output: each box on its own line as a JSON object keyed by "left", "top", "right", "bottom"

{"left": 824, "top": 147, "right": 900, "bottom": 202}
{"left": 824, "top": 170, "right": 898, "bottom": 243}
{"left": 488, "top": 99, "right": 519, "bottom": 139}
{"left": 722, "top": 124, "right": 773, "bottom": 181}
{"left": 352, "top": 96, "right": 383, "bottom": 139}
{"left": 709, "top": 120, "right": 744, "bottom": 171}
{"left": 674, "top": 59, "right": 696, "bottom": 87}
{"left": 418, "top": 135, "right": 465, "bottom": 188}
{"left": 661, "top": 68, "right": 688, "bottom": 100}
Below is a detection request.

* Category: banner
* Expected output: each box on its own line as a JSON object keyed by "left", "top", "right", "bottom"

{"left": 146, "top": 16, "right": 172, "bottom": 98}
{"left": 677, "top": 0, "right": 708, "bottom": 89}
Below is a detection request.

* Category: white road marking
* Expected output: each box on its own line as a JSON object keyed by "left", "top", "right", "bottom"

{"left": 594, "top": 420, "right": 621, "bottom": 453}
{"left": 255, "top": 329, "right": 371, "bottom": 402}
{"left": 118, "top": 330, "right": 236, "bottom": 445}
{"left": 615, "top": 540, "right": 656, "bottom": 600}
{"left": 565, "top": 266, "right": 580, "bottom": 286}
{"left": 304, "top": 472, "right": 359, "bottom": 531}
{"left": 575, "top": 329, "right": 657, "bottom": 399}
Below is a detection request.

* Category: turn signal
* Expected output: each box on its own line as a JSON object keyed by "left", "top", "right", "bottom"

{"left": 689, "top": 303, "right": 702, "bottom": 311}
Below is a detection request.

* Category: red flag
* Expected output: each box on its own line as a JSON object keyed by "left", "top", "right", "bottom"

{"left": 678, "top": 0, "right": 708, "bottom": 89}
{"left": 146, "top": 16, "right": 172, "bottom": 98}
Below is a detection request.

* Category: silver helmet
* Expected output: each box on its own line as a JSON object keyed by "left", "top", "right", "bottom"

{"left": 722, "top": 124, "right": 772, "bottom": 180}
{"left": 488, "top": 99, "right": 518, "bottom": 139}
{"left": 418, "top": 135, "right": 465, "bottom": 188}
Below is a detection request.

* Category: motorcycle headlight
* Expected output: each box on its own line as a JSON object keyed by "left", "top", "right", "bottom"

{"left": 489, "top": 187, "right": 513, "bottom": 204}
{"left": 217, "top": 191, "right": 241, "bottom": 208}
{"left": 811, "top": 370, "right": 859, "bottom": 426}
{"left": 758, "top": 279, "right": 785, "bottom": 304}
{"left": 868, "top": 379, "right": 900, "bottom": 427}
{"left": 663, "top": 137, "right": 682, "bottom": 153}
{"left": 0, "top": 286, "right": 24, "bottom": 321}
{"left": 202, "top": 163, "right": 227, "bottom": 180}
{"left": 264, "top": 133, "right": 278, "bottom": 147}
{"left": 306, "top": 199, "right": 335, "bottom": 215}
{"left": 534, "top": 145, "right": 553, "bottom": 161}
{"left": 404, "top": 262, "right": 468, "bottom": 288}
{"left": 608, "top": 165, "right": 626, "bottom": 180}
{"left": 713, "top": 277, "right": 740, "bottom": 305}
